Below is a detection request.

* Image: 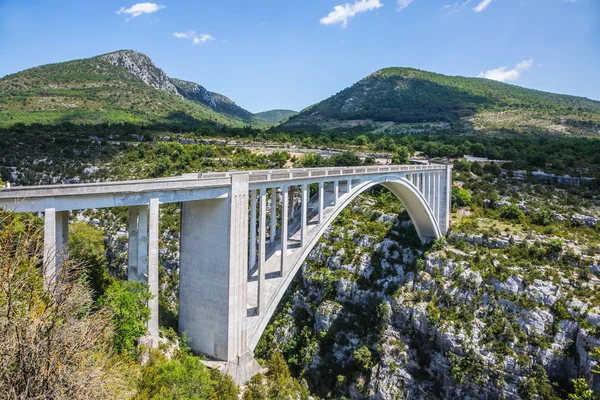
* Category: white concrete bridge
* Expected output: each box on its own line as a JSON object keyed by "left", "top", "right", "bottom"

{"left": 0, "top": 164, "right": 452, "bottom": 382}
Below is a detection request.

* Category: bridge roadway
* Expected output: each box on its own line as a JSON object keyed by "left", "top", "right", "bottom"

{"left": 0, "top": 164, "right": 452, "bottom": 383}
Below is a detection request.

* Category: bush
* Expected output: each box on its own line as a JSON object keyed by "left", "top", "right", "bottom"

{"left": 531, "top": 209, "right": 555, "bottom": 226}
{"left": 353, "top": 346, "right": 375, "bottom": 371}
{"left": 99, "top": 280, "right": 151, "bottom": 356}
{"left": 392, "top": 146, "right": 410, "bottom": 164}
{"left": 452, "top": 187, "right": 472, "bottom": 208}
{"left": 135, "top": 349, "right": 238, "bottom": 400}
{"left": 500, "top": 204, "right": 524, "bottom": 220}
{"left": 69, "top": 221, "right": 112, "bottom": 298}
{"left": 0, "top": 212, "right": 131, "bottom": 399}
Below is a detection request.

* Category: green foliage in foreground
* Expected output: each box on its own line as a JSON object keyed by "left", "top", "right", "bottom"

{"left": 69, "top": 221, "right": 112, "bottom": 297}
{"left": 136, "top": 348, "right": 238, "bottom": 400}
{"left": 99, "top": 280, "right": 152, "bottom": 357}
{"left": 242, "top": 352, "right": 311, "bottom": 400}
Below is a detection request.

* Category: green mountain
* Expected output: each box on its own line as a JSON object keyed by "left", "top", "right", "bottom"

{"left": 279, "top": 67, "right": 600, "bottom": 136}
{"left": 255, "top": 109, "right": 298, "bottom": 124}
{"left": 0, "top": 50, "right": 272, "bottom": 130}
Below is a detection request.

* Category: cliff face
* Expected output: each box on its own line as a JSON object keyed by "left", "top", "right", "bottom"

{"left": 101, "top": 50, "right": 180, "bottom": 96}
{"left": 255, "top": 190, "right": 600, "bottom": 399}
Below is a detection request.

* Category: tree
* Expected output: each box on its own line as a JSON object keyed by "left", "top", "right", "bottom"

{"left": 500, "top": 204, "right": 524, "bottom": 220}
{"left": 483, "top": 162, "right": 501, "bottom": 176}
{"left": 69, "top": 221, "right": 112, "bottom": 298}
{"left": 392, "top": 146, "right": 410, "bottom": 164}
{"left": 296, "top": 153, "right": 326, "bottom": 168}
{"left": 268, "top": 151, "right": 290, "bottom": 168}
{"left": 136, "top": 349, "right": 238, "bottom": 400}
{"left": 452, "top": 187, "right": 472, "bottom": 208}
{"left": 0, "top": 212, "right": 131, "bottom": 399}
{"left": 330, "top": 151, "right": 362, "bottom": 167}
{"left": 353, "top": 135, "right": 370, "bottom": 146}
{"left": 99, "top": 280, "right": 151, "bottom": 356}
{"left": 568, "top": 378, "right": 593, "bottom": 400}
{"left": 353, "top": 346, "right": 375, "bottom": 372}
{"left": 531, "top": 209, "right": 554, "bottom": 226}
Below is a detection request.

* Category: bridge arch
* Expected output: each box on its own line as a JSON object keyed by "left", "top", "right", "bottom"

{"left": 247, "top": 173, "right": 443, "bottom": 351}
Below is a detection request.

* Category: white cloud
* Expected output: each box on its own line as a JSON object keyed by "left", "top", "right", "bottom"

{"left": 442, "top": 0, "right": 473, "bottom": 15}
{"left": 173, "top": 31, "right": 215, "bottom": 45}
{"left": 477, "top": 59, "right": 534, "bottom": 82}
{"left": 473, "top": 0, "right": 492, "bottom": 12}
{"left": 173, "top": 31, "right": 195, "bottom": 39}
{"left": 320, "top": 0, "right": 383, "bottom": 28}
{"left": 117, "top": 3, "right": 165, "bottom": 18}
{"left": 398, "top": 0, "right": 414, "bottom": 11}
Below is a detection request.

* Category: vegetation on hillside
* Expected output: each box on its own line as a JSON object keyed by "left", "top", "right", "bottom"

{"left": 0, "top": 50, "right": 272, "bottom": 130}
{"left": 280, "top": 67, "right": 600, "bottom": 135}
{"left": 255, "top": 109, "right": 298, "bottom": 124}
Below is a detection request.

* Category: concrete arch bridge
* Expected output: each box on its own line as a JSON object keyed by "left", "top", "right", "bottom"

{"left": 0, "top": 164, "right": 452, "bottom": 382}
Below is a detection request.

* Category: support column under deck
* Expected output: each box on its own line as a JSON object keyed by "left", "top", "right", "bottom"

{"left": 138, "top": 205, "right": 149, "bottom": 282}
{"left": 148, "top": 198, "right": 160, "bottom": 345}
{"left": 318, "top": 181, "right": 324, "bottom": 224}
{"left": 43, "top": 207, "right": 69, "bottom": 286}
{"left": 334, "top": 180, "right": 339, "bottom": 206}
{"left": 288, "top": 186, "right": 294, "bottom": 222}
{"left": 270, "top": 188, "right": 277, "bottom": 243}
{"left": 257, "top": 188, "right": 266, "bottom": 315}
{"left": 179, "top": 174, "right": 250, "bottom": 370}
{"left": 280, "top": 186, "right": 288, "bottom": 274}
{"left": 249, "top": 190, "right": 257, "bottom": 271}
{"left": 128, "top": 207, "right": 139, "bottom": 281}
{"left": 301, "top": 183, "right": 308, "bottom": 247}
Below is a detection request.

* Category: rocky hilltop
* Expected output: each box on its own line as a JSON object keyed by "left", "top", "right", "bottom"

{"left": 0, "top": 50, "right": 272, "bottom": 129}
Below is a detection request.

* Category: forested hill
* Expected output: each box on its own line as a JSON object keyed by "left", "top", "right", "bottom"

{"left": 0, "top": 50, "right": 272, "bottom": 130}
{"left": 279, "top": 67, "right": 600, "bottom": 135}
{"left": 255, "top": 109, "right": 298, "bottom": 123}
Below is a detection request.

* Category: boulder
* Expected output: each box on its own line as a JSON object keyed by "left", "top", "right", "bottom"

{"left": 525, "top": 279, "right": 560, "bottom": 307}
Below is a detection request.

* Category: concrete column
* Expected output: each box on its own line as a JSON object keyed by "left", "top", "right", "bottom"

{"left": 137, "top": 205, "right": 149, "bottom": 282}
{"left": 437, "top": 172, "right": 443, "bottom": 228}
{"left": 179, "top": 174, "right": 249, "bottom": 363}
{"left": 270, "top": 187, "right": 277, "bottom": 243}
{"left": 444, "top": 165, "right": 453, "bottom": 234}
{"left": 44, "top": 207, "right": 57, "bottom": 286}
{"left": 334, "top": 180, "right": 339, "bottom": 206}
{"left": 55, "top": 210, "right": 69, "bottom": 273}
{"left": 431, "top": 173, "right": 438, "bottom": 222}
{"left": 257, "top": 188, "right": 267, "bottom": 315}
{"left": 318, "top": 181, "right": 324, "bottom": 224}
{"left": 148, "top": 198, "right": 160, "bottom": 345}
{"left": 288, "top": 186, "right": 294, "bottom": 222}
{"left": 128, "top": 207, "right": 139, "bottom": 281}
{"left": 43, "top": 207, "right": 69, "bottom": 286}
{"left": 280, "top": 186, "right": 288, "bottom": 274}
{"left": 348, "top": 179, "right": 353, "bottom": 193}
{"left": 249, "top": 190, "right": 257, "bottom": 270}
{"left": 424, "top": 174, "right": 430, "bottom": 206}
{"left": 301, "top": 183, "right": 308, "bottom": 247}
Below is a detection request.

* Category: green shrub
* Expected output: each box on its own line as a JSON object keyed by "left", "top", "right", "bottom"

{"left": 98, "top": 280, "right": 151, "bottom": 356}
{"left": 500, "top": 205, "right": 524, "bottom": 220}
{"left": 452, "top": 187, "right": 472, "bottom": 208}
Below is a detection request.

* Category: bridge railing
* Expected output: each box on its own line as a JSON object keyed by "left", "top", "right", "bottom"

{"left": 200, "top": 164, "right": 447, "bottom": 184}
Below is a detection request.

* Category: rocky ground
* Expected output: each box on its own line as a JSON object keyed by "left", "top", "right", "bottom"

{"left": 255, "top": 185, "right": 600, "bottom": 399}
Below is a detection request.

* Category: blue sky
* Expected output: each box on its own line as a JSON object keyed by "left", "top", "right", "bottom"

{"left": 0, "top": 0, "right": 598, "bottom": 113}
